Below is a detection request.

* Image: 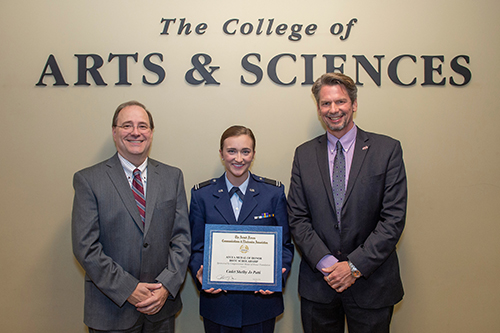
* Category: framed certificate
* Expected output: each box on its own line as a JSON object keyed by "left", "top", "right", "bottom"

{"left": 202, "top": 224, "right": 282, "bottom": 292}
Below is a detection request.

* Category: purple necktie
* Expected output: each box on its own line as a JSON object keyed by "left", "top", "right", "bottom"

{"left": 332, "top": 141, "right": 345, "bottom": 227}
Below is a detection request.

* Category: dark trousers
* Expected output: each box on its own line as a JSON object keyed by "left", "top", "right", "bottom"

{"left": 88, "top": 314, "right": 175, "bottom": 333}
{"left": 301, "top": 291, "right": 394, "bottom": 333}
{"left": 203, "top": 317, "right": 276, "bottom": 333}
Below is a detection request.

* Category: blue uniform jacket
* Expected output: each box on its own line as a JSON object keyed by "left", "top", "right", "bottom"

{"left": 188, "top": 172, "right": 294, "bottom": 328}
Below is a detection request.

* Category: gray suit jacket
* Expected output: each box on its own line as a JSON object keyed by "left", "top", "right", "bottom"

{"left": 288, "top": 128, "right": 407, "bottom": 308}
{"left": 72, "top": 153, "right": 191, "bottom": 330}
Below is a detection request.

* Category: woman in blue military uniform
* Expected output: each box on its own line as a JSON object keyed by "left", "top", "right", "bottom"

{"left": 188, "top": 125, "right": 294, "bottom": 333}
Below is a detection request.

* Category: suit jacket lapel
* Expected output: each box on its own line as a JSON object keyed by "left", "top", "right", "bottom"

{"left": 344, "top": 128, "right": 369, "bottom": 204}
{"left": 238, "top": 175, "right": 258, "bottom": 224}
{"left": 144, "top": 159, "right": 160, "bottom": 236}
{"left": 316, "top": 134, "right": 336, "bottom": 212}
{"left": 213, "top": 175, "right": 238, "bottom": 224}
{"left": 106, "top": 153, "right": 144, "bottom": 232}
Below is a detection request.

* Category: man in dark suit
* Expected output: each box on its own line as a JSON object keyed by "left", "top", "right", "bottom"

{"left": 288, "top": 73, "right": 407, "bottom": 333}
{"left": 72, "top": 101, "right": 191, "bottom": 333}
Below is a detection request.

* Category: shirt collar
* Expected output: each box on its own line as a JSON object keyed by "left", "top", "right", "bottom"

{"left": 224, "top": 172, "right": 250, "bottom": 195}
{"left": 327, "top": 124, "right": 357, "bottom": 153}
{"left": 118, "top": 153, "right": 148, "bottom": 174}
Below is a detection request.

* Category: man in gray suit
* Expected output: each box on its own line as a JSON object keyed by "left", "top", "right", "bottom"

{"left": 72, "top": 101, "right": 191, "bottom": 333}
{"left": 288, "top": 73, "right": 407, "bottom": 333}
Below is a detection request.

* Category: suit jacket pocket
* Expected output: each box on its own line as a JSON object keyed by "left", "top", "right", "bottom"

{"left": 155, "top": 199, "right": 176, "bottom": 210}
{"left": 360, "top": 173, "right": 385, "bottom": 185}
{"left": 152, "top": 199, "right": 176, "bottom": 225}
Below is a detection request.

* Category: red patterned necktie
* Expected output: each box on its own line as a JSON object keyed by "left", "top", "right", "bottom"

{"left": 132, "top": 168, "right": 146, "bottom": 225}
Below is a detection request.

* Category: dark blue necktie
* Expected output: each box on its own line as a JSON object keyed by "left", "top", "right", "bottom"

{"left": 229, "top": 186, "right": 244, "bottom": 201}
{"left": 332, "top": 141, "right": 345, "bottom": 226}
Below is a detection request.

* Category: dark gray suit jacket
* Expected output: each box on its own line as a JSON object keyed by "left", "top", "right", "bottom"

{"left": 72, "top": 153, "right": 191, "bottom": 330}
{"left": 288, "top": 128, "right": 406, "bottom": 308}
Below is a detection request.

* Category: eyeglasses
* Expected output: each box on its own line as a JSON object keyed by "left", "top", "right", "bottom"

{"left": 114, "top": 123, "right": 151, "bottom": 133}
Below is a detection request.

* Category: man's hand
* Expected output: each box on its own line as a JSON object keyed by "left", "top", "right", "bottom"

{"left": 128, "top": 282, "right": 168, "bottom": 315}
{"left": 127, "top": 282, "right": 160, "bottom": 305}
{"left": 322, "top": 262, "right": 356, "bottom": 293}
{"left": 135, "top": 283, "right": 169, "bottom": 315}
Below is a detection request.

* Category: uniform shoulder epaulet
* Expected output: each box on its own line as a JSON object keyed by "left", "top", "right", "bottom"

{"left": 193, "top": 178, "right": 216, "bottom": 190}
{"left": 253, "top": 174, "right": 282, "bottom": 187}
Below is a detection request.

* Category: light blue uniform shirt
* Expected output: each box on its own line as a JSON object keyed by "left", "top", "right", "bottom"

{"left": 224, "top": 172, "right": 250, "bottom": 221}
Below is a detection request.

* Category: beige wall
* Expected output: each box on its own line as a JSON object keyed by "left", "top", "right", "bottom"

{"left": 1, "top": 0, "right": 499, "bottom": 332}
